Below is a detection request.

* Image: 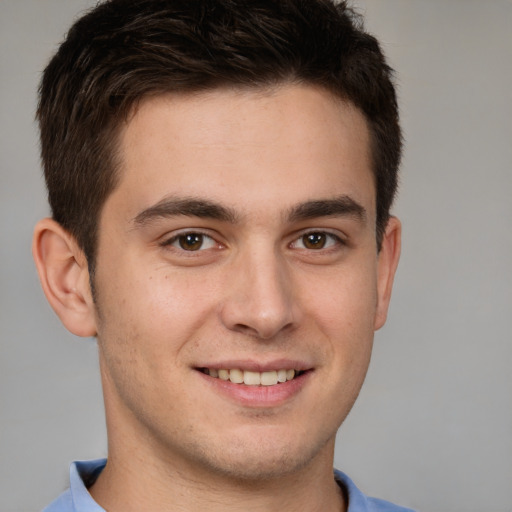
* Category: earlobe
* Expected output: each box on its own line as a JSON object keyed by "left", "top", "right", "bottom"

{"left": 374, "top": 216, "right": 401, "bottom": 331}
{"left": 32, "top": 218, "right": 97, "bottom": 337}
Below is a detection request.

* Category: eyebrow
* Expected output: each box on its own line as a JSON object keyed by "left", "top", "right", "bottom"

{"left": 133, "top": 196, "right": 239, "bottom": 226}
{"left": 287, "top": 195, "right": 367, "bottom": 223}
{"left": 132, "top": 194, "right": 366, "bottom": 227}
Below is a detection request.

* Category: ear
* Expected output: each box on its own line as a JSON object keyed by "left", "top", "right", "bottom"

{"left": 32, "top": 218, "right": 97, "bottom": 337}
{"left": 374, "top": 216, "right": 401, "bottom": 330}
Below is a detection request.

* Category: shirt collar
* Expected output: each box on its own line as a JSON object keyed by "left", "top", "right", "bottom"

{"left": 69, "top": 459, "right": 107, "bottom": 512}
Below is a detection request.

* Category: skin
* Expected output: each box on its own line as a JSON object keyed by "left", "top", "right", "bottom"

{"left": 33, "top": 84, "right": 401, "bottom": 512}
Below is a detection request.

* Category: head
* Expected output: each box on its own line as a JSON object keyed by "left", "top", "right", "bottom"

{"left": 37, "top": 0, "right": 401, "bottom": 278}
{"left": 33, "top": 0, "right": 402, "bottom": 491}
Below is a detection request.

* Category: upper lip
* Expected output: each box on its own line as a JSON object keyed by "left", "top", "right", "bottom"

{"left": 194, "top": 359, "right": 312, "bottom": 373}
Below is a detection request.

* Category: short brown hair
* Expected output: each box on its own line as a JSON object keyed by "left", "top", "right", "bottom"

{"left": 37, "top": 0, "right": 401, "bottom": 272}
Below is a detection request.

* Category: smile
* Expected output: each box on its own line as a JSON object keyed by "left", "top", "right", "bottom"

{"left": 199, "top": 368, "right": 303, "bottom": 386}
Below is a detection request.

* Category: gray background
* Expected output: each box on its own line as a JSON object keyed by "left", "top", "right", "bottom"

{"left": 1, "top": 1, "right": 511, "bottom": 511}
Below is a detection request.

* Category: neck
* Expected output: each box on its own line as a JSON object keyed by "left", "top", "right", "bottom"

{"left": 90, "top": 439, "right": 345, "bottom": 512}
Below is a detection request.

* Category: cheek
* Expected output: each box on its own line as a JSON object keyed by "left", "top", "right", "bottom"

{"left": 300, "top": 259, "right": 378, "bottom": 334}
{"left": 95, "top": 263, "right": 219, "bottom": 361}
{"left": 298, "top": 259, "right": 378, "bottom": 394}
{"left": 93, "top": 268, "right": 195, "bottom": 416}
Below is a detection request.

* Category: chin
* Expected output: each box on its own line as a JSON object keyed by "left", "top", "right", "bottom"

{"left": 187, "top": 427, "right": 333, "bottom": 483}
{"left": 202, "top": 452, "right": 308, "bottom": 483}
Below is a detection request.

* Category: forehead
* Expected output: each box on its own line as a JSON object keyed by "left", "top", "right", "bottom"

{"left": 110, "top": 84, "right": 375, "bottom": 221}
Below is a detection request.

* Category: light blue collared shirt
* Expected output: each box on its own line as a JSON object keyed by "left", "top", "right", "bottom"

{"left": 42, "top": 459, "right": 416, "bottom": 512}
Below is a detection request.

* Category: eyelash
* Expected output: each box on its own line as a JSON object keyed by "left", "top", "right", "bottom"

{"left": 290, "top": 231, "right": 344, "bottom": 251}
{"left": 160, "top": 231, "right": 219, "bottom": 252}
{"left": 160, "top": 230, "right": 345, "bottom": 254}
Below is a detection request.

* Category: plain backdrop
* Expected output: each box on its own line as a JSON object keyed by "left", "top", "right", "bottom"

{"left": 1, "top": 1, "right": 511, "bottom": 511}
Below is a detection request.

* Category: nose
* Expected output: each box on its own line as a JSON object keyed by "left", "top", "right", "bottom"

{"left": 219, "top": 249, "right": 299, "bottom": 340}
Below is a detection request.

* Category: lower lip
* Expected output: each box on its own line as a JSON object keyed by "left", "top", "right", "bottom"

{"left": 197, "top": 370, "right": 311, "bottom": 408}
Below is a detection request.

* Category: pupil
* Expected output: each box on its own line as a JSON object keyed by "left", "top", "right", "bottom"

{"left": 179, "top": 233, "right": 203, "bottom": 251}
{"left": 304, "top": 233, "right": 326, "bottom": 249}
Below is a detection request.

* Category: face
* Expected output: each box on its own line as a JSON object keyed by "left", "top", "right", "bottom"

{"left": 91, "top": 85, "right": 399, "bottom": 480}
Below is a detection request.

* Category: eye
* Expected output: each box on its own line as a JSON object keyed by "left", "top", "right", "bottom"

{"left": 291, "top": 231, "right": 341, "bottom": 250}
{"left": 165, "top": 232, "right": 217, "bottom": 251}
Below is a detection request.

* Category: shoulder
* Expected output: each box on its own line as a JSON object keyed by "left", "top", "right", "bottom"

{"left": 335, "top": 469, "right": 417, "bottom": 512}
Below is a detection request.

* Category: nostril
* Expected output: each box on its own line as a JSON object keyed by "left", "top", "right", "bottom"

{"left": 232, "top": 323, "right": 259, "bottom": 336}
{"left": 232, "top": 320, "right": 294, "bottom": 340}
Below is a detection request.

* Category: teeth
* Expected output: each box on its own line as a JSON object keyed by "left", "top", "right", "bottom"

{"left": 206, "top": 368, "right": 300, "bottom": 386}
{"left": 243, "top": 371, "right": 261, "bottom": 386}
{"left": 260, "top": 371, "right": 278, "bottom": 386}
{"left": 218, "top": 369, "right": 229, "bottom": 380}
{"left": 229, "top": 369, "right": 244, "bottom": 384}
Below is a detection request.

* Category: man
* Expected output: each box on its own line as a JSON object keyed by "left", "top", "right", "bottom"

{"left": 33, "top": 0, "right": 410, "bottom": 510}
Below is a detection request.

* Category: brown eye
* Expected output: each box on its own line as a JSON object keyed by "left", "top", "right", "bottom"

{"left": 290, "top": 231, "right": 342, "bottom": 251}
{"left": 164, "top": 232, "right": 217, "bottom": 252}
{"left": 162, "top": 231, "right": 219, "bottom": 255}
{"left": 178, "top": 233, "right": 204, "bottom": 251}
{"left": 302, "top": 232, "right": 327, "bottom": 249}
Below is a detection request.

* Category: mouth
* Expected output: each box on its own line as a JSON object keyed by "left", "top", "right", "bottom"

{"left": 198, "top": 368, "right": 306, "bottom": 386}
